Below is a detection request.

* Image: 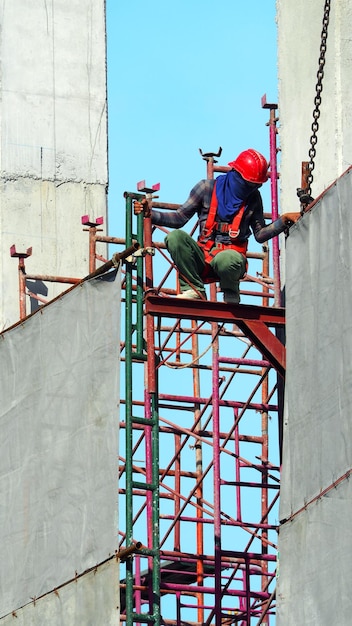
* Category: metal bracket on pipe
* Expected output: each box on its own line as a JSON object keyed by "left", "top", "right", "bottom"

{"left": 125, "top": 246, "right": 155, "bottom": 263}
{"left": 136, "top": 180, "right": 160, "bottom": 195}
{"left": 117, "top": 541, "right": 143, "bottom": 562}
{"left": 10, "top": 244, "right": 32, "bottom": 259}
{"left": 199, "top": 147, "right": 222, "bottom": 162}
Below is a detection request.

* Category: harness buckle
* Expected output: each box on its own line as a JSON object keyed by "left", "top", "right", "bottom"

{"left": 229, "top": 229, "right": 240, "bottom": 239}
{"left": 215, "top": 222, "right": 230, "bottom": 234}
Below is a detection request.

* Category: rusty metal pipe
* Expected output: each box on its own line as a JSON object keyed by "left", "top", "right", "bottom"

{"left": 117, "top": 541, "right": 143, "bottom": 562}
{"left": 81, "top": 242, "right": 140, "bottom": 282}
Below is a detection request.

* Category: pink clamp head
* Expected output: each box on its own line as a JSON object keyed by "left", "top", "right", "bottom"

{"left": 10, "top": 245, "right": 32, "bottom": 258}
{"left": 81, "top": 215, "right": 104, "bottom": 227}
{"left": 136, "top": 180, "right": 160, "bottom": 194}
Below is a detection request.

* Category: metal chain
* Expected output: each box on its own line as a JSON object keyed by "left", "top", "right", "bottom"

{"left": 306, "top": 0, "right": 331, "bottom": 195}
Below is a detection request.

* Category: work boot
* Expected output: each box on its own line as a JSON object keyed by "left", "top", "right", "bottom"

{"left": 223, "top": 290, "right": 240, "bottom": 304}
{"left": 176, "top": 289, "right": 206, "bottom": 300}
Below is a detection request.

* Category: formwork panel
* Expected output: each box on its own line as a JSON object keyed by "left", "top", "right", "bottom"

{"left": 0, "top": 558, "right": 119, "bottom": 626}
{"left": 277, "top": 168, "right": 352, "bottom": 624}
{"left": 0, "top": 270, "right": 120, "bottom": 619}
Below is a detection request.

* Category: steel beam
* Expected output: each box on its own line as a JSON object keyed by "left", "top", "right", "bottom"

{"left": 145, "top": 295, "right": 286, "bottom": 376}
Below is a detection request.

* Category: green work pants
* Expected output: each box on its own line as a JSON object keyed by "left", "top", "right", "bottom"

{"left": 165, "top": 229, "right": 246, "bottom": 300}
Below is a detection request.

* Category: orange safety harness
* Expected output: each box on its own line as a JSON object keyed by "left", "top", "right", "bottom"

{"left": 197, "top": 183, "right": 248, "bottom": 282}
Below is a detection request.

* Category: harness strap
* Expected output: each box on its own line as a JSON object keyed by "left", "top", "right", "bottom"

{"left": 198, "top": 182, "right": 248, "bottom": 272}
{"left": 202, "top": 183, "right": 220, "bottom": 238}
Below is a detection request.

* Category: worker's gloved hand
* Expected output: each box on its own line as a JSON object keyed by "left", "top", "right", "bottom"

{"left": 133, "top": 198, "right": 150, "bottom": 217}
{"left": 281, "top": 212, "right": 301, "bottom": 226}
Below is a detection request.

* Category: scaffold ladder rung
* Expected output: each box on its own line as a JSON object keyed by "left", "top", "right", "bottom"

{"left": 131, "top": 415, "right": 158, "bottom": 426}
{"left": 132, "top": 480, "right": 157, "bottom": 491}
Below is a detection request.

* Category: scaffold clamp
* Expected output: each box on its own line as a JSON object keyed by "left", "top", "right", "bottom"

{"left": 81, "top": 215, "right": 104, "bottom": 227}
{"left": 261, "top": 93, "right": 278, "bottom": 110}
{"left": 136, "top": 180, "right": 160, "bottom": 195}
{"left": 199, "top": 147, "right": 222, "bottom": 162}
{"left": 125, "top": 246, "right": 155, "bottom": 263}
{"left": 10, "top": 245, "right": 32, "bottom": 258}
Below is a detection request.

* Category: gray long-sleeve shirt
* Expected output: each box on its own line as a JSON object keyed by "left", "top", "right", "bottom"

{"left": 151, "top": 178, "right": 287, "bottom": 246}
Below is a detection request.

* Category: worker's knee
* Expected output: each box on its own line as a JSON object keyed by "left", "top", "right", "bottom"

{"left": 211, "top": 250, "right": 246, "bottom": 279}
{"left": 165, "top": 229, "right": 192, "bottom": 252}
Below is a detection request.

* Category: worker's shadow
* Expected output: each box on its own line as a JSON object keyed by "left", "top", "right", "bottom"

{"left": 26, "top": 279, "right": 48, "bottom": 314}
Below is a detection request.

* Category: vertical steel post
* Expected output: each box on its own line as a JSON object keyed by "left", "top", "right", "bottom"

{"left": 143, "top": 189, "right": 161, "bottom": 625}
{"left": 174, "top": 434, "right": 181, "bottom": 551}
{"left": 234, "top": 409, "right": 242, "bottom": 522}
{"left": 150, "top": 391, "right": 161, "bottom": 625}
{"left": 261, "top": 244, "right": 270, "bottom": 625}
{"left": 10, "top": 245, "right": 32, "bottom": 320}
{"left": 262, "top": 96, "right": 281, "bottom": 307}
{"left": 88, "top": 224, "right": 98, "bottom": 274}
{"left": 124, "top": 194, "right": 135, "bottom": 625}
{"left": 123, "top": 191, "right": 145, "bottom": 357}
{"left": 18, "top": 259, "right": 27, "bottom": 321}
{"left": 212, "top": 327, "right": 222, "bottom": 625}
{"left": 81, "top": 215, "right": 104, "bottom": 274}
{"left": 192, "top": 327, "right": 204, "bottom": 624}
{"left": 207, "top": 155, "right": 222, "bottom": 623}
{"left": 136, "top": 211, "right": 145, "bottom": 355}
{"left": 123, "top": 188, "right": 160, "bottom": 625}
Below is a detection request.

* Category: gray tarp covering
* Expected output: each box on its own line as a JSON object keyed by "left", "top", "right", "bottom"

{"left": 0, "top": 558, "right": 119, "bottom": 625}
{"left": 0, "top": 269, "right": 120, "bottom": 619}
{"left": 277, "top": 168, "right": 352, "bottom": 624}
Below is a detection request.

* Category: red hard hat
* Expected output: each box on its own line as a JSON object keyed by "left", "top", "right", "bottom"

{"left": 228, "top": 149, "right": 269, "bottom": 184}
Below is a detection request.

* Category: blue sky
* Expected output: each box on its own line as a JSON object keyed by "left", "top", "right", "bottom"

{"left": 105, "top": 0, "right": 278, "bottom": 235}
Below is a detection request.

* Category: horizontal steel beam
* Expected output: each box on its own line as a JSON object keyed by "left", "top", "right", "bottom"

{"left": 144, "top": 295, "right": 285, "bottom": 376}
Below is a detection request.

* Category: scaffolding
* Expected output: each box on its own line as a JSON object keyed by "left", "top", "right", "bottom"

{"left": 118, "top": 101, "right": 285, "bottom": 626}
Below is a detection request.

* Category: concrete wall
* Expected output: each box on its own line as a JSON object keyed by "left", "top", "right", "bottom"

{"left": 277, "top": 168, "right": 352, "bottom": 625}
{"left": 277, "top": 1, "right": 352, "bottom": 622}
{"left": 277, "top": 0, "right": 352, "bottom": 211}
{"left": 0, "top": 269, "right": 121, "bottom": 620}
{"left": 0, "top": 1, "right": 108, "bottom": 330}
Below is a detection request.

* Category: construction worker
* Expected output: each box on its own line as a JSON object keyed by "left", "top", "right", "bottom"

{"left": 134, "top": 148, "right": 300, "bottom": 303}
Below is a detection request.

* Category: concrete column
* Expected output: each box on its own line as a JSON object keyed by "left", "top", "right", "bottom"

{"left": 277, "top": 0, "right": 352, "bottom": 209}
{"left": 0, "top": 0, "right": 108, "bottom": 329}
